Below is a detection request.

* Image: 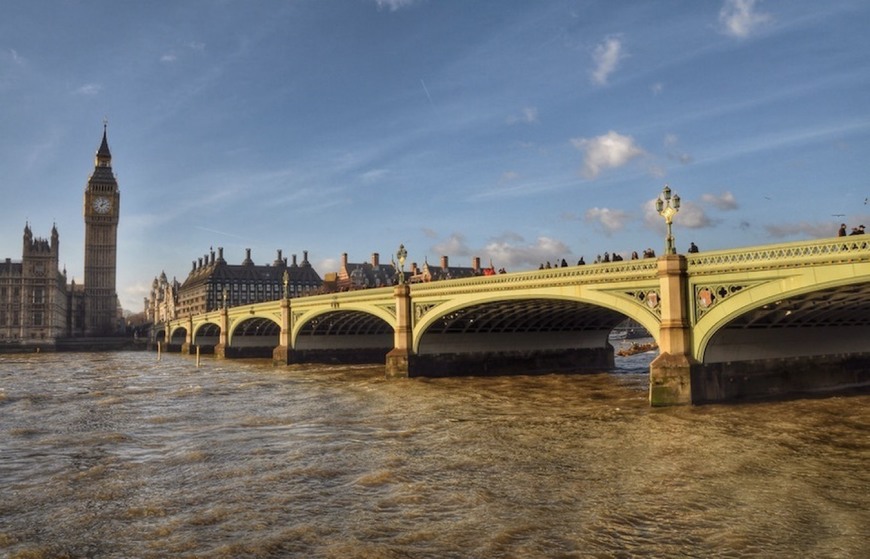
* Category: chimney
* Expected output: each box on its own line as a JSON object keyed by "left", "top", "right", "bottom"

{"left": 192, "top": 260, "right": 197, "bottom": 271}
{"left": 371, "top": 252, "right": 379, "bottom": 267}
{"left": 274, "top": 249, "right": 283, "bottom": 266}
{"left": 440, "top": 255, "right": 448, "bottom": 269}
{"left": 472, "top": 256, "right": 481, "bottom": 272}
{"left": 197, "top": 257, "right": 203, "bottom": 269}
{"left": 292, "top": 254, "right": 298, "bottom": 267}
{"left": 210, "top": 250, "right": 215, "bottom": 265}
{"left": 218, "top": 247, "right": 225, "bottom": 263}
{"left": 342, "top": 252, "right": 348, "bottom": 270}
{"left": 303, "top": 250, "right": 309, "bottom": 264}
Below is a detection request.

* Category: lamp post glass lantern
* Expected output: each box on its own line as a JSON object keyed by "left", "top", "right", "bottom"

{"left": 396, "top": 244, "right": 408, "bottom": 284}
{"left": 656, "top": 184, "right": 681, "bottom": 255}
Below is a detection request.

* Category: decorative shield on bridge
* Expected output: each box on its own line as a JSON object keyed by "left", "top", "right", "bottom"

{"left": 698, "top": 287, "right": 714, "bottom": 309}
{"left": 646, "top": 291, "right": 659, "bottom": 309}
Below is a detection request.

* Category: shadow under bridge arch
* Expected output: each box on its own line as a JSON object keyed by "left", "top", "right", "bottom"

{"left": 192, "top": 322, "right": 221, "bottom": 352}
{"left": 414, "top": 298, "right": 633, "bottom": 376}
{"left": 228, "top": 316, "right": 281, "bottom": 357}
{"left": 294, "top": 310, "right": 394, "bottom": 363}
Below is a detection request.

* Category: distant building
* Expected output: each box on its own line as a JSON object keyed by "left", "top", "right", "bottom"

{"left": 336, "top": 252, "right": 397, "bottom": 291}
{"left": 410, "top": 255, "right": 484, "bottom": 283}
{"left": 144, "top": 271, "right": 180, "bottom": 325}
{"left": 172, "top": 247, "right": 323, "bottom": 318}
{"left": 0, "top": 224, "right": 68, "bottom": 347}
{"left": 333, "top": 253, "right": 485, "bottom": 291}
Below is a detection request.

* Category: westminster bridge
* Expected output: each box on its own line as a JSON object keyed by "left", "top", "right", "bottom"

{"left": 154, "top": 237, "right": 870, "bottom": 405}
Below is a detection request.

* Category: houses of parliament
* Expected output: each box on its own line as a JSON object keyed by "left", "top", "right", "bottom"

{"left": 0, "top": 125, "right": 123, "bottom": 350}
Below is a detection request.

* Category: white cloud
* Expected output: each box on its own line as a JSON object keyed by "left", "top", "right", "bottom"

{"left": 507, "top": 107, "right": 539, "bottom": 125}
{"left": 651, "top": 82, "right": 664, "bottom": 95}
{"left": 719, "top": 0, "right": 772, "bottom": 39}
{"left": 7, "top": 48, "right": 24, "bottom": 65}
{"left": 590, "top": 36, "right": 624, "bottom": 85}
{"left": 701, "top": 191, "right": 738, "bottom": 210}
{"left": 73, "top": 83, "right": 102, "bottom": 96}
{"left": 676, "top": 200, "right": 713, "bottom": 228}
{"left": 427, "top": 232, "right": 571, "bottom": 271}
{"left": 571, "top": 130, "right": 645, "bottom": 179}
{"left": 585, "top": 207, "right": 630, "bottom": 235}
{"left": 375, "top": 0, "right": 415, "bottom": 11}
{"left": 431, "top": 232, "right": 472, "bottom": 257}
{"left": 161, "top": 53, "right": 177, "bottom": 63}
{"left": 484, "top": 235, "right": 571, "bottom": 270}
{"left": 361, "top": 168, "right": 389, "bottom": 184}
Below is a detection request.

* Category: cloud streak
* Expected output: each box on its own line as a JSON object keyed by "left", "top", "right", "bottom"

{"left": 590, "top": 36, "right": 624, "bottom": 85}
{"left": 719, "top": 0, "right": 772, "bottom": 38}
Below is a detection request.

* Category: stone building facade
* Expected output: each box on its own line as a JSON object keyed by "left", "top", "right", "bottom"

{"left": 0, "top": 225, "right": 69, "bottom": 348}
{"left": 161, "top": 247, "right": 323, "bottom": 318}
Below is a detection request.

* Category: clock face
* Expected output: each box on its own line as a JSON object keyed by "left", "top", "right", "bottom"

{"left": 93, "top": 196, "right": 112, "bottom": 214}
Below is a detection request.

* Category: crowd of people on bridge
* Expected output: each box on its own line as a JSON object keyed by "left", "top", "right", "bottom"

{"left": 538, "top": 241, "right": 705, "bottom": 270}
{"left": 839, "top": 223, "right": 865, "bottom": 236}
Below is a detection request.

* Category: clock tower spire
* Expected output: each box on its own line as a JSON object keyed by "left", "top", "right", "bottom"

{"left": 83, "top": 120, "right": 121, "bottom": 336}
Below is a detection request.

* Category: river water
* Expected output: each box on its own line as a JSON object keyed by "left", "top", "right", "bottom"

{"left": 1, "top": 350, "right": 867, "bottom": 558}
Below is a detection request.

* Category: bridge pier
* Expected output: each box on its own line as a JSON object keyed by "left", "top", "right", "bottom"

{"left": 650, "top": 254, "right": 697, "bottom": 406}
{"left": 386, "top": 284, "right": 413, "bottom": 378}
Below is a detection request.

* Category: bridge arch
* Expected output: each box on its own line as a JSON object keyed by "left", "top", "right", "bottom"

{"left": 192, "top": 321, "right": 221, "bottom": 348}
{"left": 226, "top": 315, "right": 281, "bottom": 349}
{"left": 168, "top": 325, "right": 187, "bottom": 346}
{"left": 694, "top": 264, "right": 870, "bottom": 363}
{"left": 412, "top": 292, "right": 659, "bottom": 355}
{"left": 293, "top": 308, "right": 393, "bottom": 351}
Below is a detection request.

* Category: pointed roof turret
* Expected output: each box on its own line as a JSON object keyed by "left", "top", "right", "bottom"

{"left": 95, "top": 119, "right": 112, "bottom": 168}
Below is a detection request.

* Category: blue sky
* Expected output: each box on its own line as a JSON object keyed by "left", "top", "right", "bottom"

{"left": 1, "top": 0, "right": 868, "bottom": 313}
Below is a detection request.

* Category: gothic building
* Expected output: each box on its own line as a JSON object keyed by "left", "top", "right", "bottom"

{"left": 0, "top": 224, "right": 68, "bottom": 346}
{"left": 82, "top": 124, "right": 121, "bottom": 335}
{"left": 0, "top": 125, "right": 122, "bottom": 350}
{"left": 144, "top": 271, "right": 180, "bottom": 325}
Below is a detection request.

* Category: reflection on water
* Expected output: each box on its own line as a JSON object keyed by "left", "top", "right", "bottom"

{"left": 0, "top": 351, "right": 867, "bottom": 558}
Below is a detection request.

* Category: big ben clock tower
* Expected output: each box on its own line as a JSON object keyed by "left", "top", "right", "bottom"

{"left": 83, "top": 122, "right": 120, "bottom": 335}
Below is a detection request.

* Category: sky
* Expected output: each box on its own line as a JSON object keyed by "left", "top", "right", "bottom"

{"left": 1, "top": 0, "right": 868, "bottom": 313}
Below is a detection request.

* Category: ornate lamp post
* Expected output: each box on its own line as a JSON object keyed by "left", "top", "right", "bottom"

{"left": 395, "top": 244, "right": 408, "bottom": 285}
{"left": 655, "top": 184, "right": 681, "bottom": 255}
{"left": 282, "top": 269, "right": 289, "bottom": 299}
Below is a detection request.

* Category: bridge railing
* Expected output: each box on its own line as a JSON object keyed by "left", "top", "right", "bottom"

{"left": 408, "top": 258, "right": 660, "bottom": 296}
{"left": 686, "top": 236, "right": 870, "bottom": 275}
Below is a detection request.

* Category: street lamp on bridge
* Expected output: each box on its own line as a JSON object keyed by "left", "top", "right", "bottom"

{"left": 655, "top": 184, "right": 681, "bottom": 255}
{"left": 394, "top": 244, "right": 408, "bottom": 285}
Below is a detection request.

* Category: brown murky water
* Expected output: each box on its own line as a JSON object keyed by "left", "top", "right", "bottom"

{"left": 1, "top": 351, "right": 867, "bottom": 558}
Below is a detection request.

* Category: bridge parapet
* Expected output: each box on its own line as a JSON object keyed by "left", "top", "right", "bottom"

{"left": 409, "top": 258, "right": 659, "bottom": 296}
{"left": 686, "top": 237, "right": 870, "bottom": 275}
